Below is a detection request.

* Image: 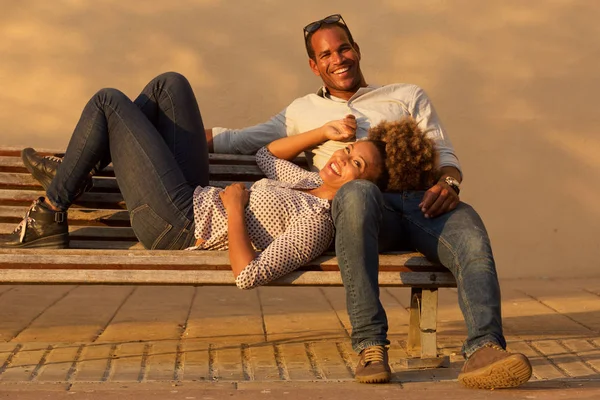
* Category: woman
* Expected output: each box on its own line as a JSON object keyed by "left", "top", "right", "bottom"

{"left": 1, "top": 72, "right": 437, "bottom": 289}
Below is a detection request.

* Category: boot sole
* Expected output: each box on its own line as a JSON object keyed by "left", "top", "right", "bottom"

{"left": 355, "top": 371, "right": 391, "bottom": 384}
{"left": 458, "top": 354, "right": 532, "bottom": 389}
{"left": 13, "top": 233, "right": 69, "bottom": 249}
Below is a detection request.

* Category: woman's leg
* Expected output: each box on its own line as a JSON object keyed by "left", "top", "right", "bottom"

{"left": 45, "top": 72, "right": 208, "bottom": 209}
{"left": 133, "top": 72, "right": 209, "bottom": 187}
{"left": 11, "top": 76, "right": 208, "bottom": 251}
{"left": 51, "top": 85, "right": 208, "bottom": 249}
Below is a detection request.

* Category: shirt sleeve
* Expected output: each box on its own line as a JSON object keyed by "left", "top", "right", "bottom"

{"left": 409, "top": 86, "right": 463, "bottom": 178}
{"left": 235, "top": 213, "right": 333, "bottom": 290}
{"left": 255, "top": 147, "right": 318, "bottom": 184}
{"left": 212, "top": 108, "right": 290, "bottom": 154}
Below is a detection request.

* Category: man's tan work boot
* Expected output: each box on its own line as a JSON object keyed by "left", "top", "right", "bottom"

{"left": 354, "top": 345, "right": 391, "bottom": 383}
{"left": 458, "top": 343, "right": 532, "bottom": 389}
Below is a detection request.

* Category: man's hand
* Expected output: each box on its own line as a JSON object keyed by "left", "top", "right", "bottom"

{"left": 419, "top": 180, "right": 460, "bottom": 218}
{"left": 322, "top": 114, "right": 357, "bottom": 142}
{"left": 219, "top": 183, "right": 250, "bottom": 212}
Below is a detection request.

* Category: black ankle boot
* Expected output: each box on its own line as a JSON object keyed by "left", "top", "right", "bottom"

{"left": 21, "top": 148, "right": 94, "bottom": 197}
{"left": 0, "top": 197, "right": 69, "bottom": 249}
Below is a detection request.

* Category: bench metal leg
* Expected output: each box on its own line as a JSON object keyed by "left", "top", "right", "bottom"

{"left": 398, "top": 287, "right": 450, "bottom": 369}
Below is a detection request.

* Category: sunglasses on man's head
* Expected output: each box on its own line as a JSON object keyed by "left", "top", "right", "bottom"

{"left": 303, "top": 14, "right": 348, "bottom": 39}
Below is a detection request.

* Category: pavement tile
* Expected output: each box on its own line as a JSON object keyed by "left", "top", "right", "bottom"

{"left": 561, "top": 338, "right": 600, "bottom": 374}
{"left": 210, "top": 342, "right": 245, "bottom": 381}
{"left": 259, "top": 287, "right": 346, "bottom": 342}
{"left": 507, "top": 280, "right": 600, "bottom": 334}
{"left": 530, "top": 339, "right": 596, "bottom": 378}
{"left": 15, "top": 286, "right": 134, "bottom": 343}
{"left": 73, "top": 343, "right": 114, "bottom": 382}
{"left": 0, "top": 286, "right": 13, "bottom": 296}
{"left": 308, "top": 341, "right": 352, "bottom": 380}
{"left": 0, "top": 286, "right": 76, "bottom": 342}
{"left": 177, "top": 340, "right": 209, "bottom": 382}
{"left": 0, "top": 342, "right": 49, "bottom": 382}
{"left": 243, "top": 343, "right": 280, "bottom": 381}
{"left": 145, "top": 340, "right": 178, "bottom": 382}
{"left": 35, "top": 343, "right": 81, "bottom": 382}
{"left": 110, "top": 342, "right": 146, "bottom": 382}
{"left": 186, "top": 286, "right": 264, "bottom": 341}
{"left": 98, "top": 286, "right": 194, "bottom": 342}
{"left": 277, "top": 342, "right": 316, "bottom": 381}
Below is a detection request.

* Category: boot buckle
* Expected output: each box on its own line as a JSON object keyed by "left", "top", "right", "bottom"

{"left": 54, "top": 212, "right": 66, "bottom": 223}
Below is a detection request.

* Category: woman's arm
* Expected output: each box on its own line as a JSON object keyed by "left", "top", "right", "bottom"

{"left": 267, "top": 115, "right": 357, "bottom": 160}
{"left": 219, "top": 183, "right": 256, "bottom": 277}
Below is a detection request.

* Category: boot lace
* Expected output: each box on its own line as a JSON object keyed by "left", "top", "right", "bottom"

{"left": 44, "top": 155, "right": 63, "bottom": 164}
{"left": 363, "top": 346, "right": 385, "bottom": 364}
{"left": 12, "top": 200, "right": 40, "bottom": 243}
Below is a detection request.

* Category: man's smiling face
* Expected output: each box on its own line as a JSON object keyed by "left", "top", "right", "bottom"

{"left": 308, "top": 25, "right": 366, "bottom": 100}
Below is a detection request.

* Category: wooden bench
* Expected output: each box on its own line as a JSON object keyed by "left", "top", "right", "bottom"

{"left": 0, "top": 147, "right": 457, "bottom": 369}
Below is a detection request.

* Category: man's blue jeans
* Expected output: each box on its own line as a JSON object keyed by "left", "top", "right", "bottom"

{"left": 332, "top": 180, "right": 505, "bottom": 357}
{"left": 46, "top": 72, "right": 208, "bottom": 250}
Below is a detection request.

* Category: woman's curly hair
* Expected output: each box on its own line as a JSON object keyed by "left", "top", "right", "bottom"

{"left": 368, "top": 118, "right": 438, "bottom": 192}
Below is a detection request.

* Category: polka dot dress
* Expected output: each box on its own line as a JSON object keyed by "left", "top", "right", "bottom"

{"left": 192, "top": 147, "right": 334, "bottom": 289}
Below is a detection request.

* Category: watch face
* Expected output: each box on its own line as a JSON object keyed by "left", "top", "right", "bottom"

{"left": 445, "top": 177, "right": 460, "bottom": 194}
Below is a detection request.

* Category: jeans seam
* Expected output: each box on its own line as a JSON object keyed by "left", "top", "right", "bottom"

{"left": 163, "top": 87, "right": 177, "bottom": 146}
{"left": 403, "top": 213, "right": 477, "bottom": 339}
{"left": 337, "top": 212, "right": 359, "bottom": 332}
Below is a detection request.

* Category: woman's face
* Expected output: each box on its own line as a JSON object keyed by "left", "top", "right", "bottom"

{"left": 319, "top": 141, "right": 383, "bottom": 189}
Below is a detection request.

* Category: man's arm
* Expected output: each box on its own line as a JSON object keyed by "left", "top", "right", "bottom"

{"left": 267, "top": 115, "right": 356, "bottom": 160}
{"left": 208, "top": 109, "right": 290, "bottom": 154}
{"left": 409, "top": 86, "right": 462, "bottom": 218}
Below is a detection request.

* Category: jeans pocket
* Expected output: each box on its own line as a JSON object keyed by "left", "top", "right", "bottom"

{"left": 130, "top": 204, "right": 173, "bottom": 250}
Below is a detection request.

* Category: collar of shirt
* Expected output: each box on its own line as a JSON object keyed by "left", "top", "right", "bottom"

{"left": 316, "top": 85, "right": 381, "bottom": 102}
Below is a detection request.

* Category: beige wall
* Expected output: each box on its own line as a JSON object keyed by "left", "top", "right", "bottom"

{"left": 2, "top": 0, "right": 598, "bottom": 278}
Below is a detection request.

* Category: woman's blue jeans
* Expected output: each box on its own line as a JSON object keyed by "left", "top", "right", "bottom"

{"left": 46, "top": 72, "right": 208, "bottom": 250}
{"left": 332, "top": 180, "right": 505, "bottom": 357}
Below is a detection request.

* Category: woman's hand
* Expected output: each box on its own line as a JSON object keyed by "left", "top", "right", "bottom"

{"left": 265, "top": 114, "right": 357, "bottom": 160}
{"left": 322, "top": 114, "right": 357, "bottom": 142}
{"left": 219, "top": 183, "right": 250, "bottom": 213}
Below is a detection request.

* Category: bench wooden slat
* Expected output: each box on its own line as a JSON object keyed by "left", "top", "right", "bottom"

{"left": 0, "top": 155, "right": 269, "bottom": 178}
{"left": 0, "top": 173, "right": 253, "bottom": 192}
{"left": 69, "top": 240, "right": 143, "bottom": 250}
{"left": 0, "top": 248, "right": 438, "bottom": 267}
{"left": 0, "top": 268, "right": 454, "bottom": 287}
{"left": 0, "top": 223, "right": 136, "bottom": 239}
{"left": 0, "top": 249, "right": 453, "bottom": 287}
{"left": 0, "top": 189, "right": 127, "bottom": 208}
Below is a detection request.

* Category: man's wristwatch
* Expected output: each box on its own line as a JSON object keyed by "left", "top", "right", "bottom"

{"left": 443, "top": 176, "right": 461, "bottom": 195}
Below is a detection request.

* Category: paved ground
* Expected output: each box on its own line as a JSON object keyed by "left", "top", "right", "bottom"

{"left": 1, "top": 277, "right": 600, "bottom": 399}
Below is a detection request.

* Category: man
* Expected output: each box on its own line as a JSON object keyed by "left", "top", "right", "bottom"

{"left": 207, "top": 14, "right": 532, "bottom": 389}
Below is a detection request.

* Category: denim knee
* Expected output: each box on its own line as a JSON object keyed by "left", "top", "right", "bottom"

{"left": 151, "top": 71, "right": 191, "bottom": 90}
{"left": 93, "top": 87, "right": 129, "bottom": 105}
{"left": 331, "top": 179, "right": 383, "bottom": 228}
